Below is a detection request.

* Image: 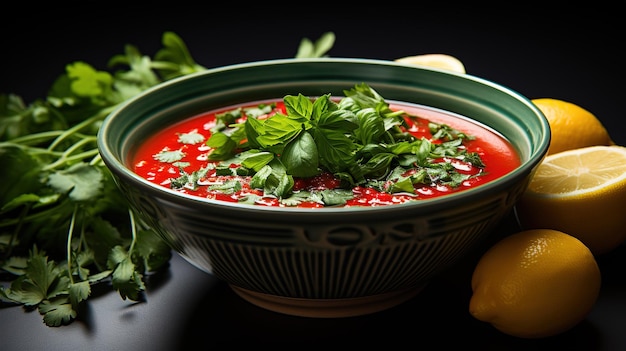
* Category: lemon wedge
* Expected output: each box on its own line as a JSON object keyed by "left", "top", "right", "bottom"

{"left": 394, "top": 54, "right": 466, "bottom": 73}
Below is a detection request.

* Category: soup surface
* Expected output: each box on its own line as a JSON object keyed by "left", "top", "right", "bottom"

{"left": 132, "top": 84, "right": 520, "bottom": 208}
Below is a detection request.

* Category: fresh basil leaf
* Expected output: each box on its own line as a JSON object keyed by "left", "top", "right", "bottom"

{"left": 284, "top": 94, "right": 314, "bottom": 119}
{"left": 206, "top": 132, "right": 237, "bottom": 160}
{"left": 255, "top": 113, "right": 305, "bottom": 150}
{"left": 241, "top": 151, "right": 275, "bottom": 172}
{"left": 281, "top": 131, "right": 319, "bottom": 178}
{"left": 355, "top": 107, "right": 385, "bottom": 144}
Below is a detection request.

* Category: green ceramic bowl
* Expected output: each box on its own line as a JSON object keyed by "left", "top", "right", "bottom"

{"left": 98, "top": 58, "right": 550, "bottom": 318}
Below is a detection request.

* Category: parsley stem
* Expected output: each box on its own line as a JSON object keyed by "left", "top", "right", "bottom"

{"left": 0, "top": 199, "right": 70, "bottom": 227}
{"left": 47, "top": 105, "right": 116, "bottom": 151}
{"left": 7, "top": 144, "right": 64, "bottom": 158}
{"left": 128, "top": 209, "right": 137, "bottom": 254}
{"left": 66, "top": 205, "right": 78, "bottom": 285}
{"left": 9, "top": 130, "right": 65, "bottom": 146}
{"left": 61, "top": 136, "right": 97, "bottom": 155}
{"left": 57, "top": 136, "right": 97, "bottom": 163}
{"left": 0, "top": 203, "right": 31, "bottom": 261}
{"left": 89, "top": 153, "right": 103, "bottom": 166}
{"left": 43, "top": 148, "right": 100, "bottom": 171}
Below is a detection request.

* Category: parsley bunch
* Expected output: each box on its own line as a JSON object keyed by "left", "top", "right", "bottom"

{"left": 0, "top": 31, "right": 335, "bottom": 326}
{"left": 0, "top": 31, "right": 207, "bottom": 326}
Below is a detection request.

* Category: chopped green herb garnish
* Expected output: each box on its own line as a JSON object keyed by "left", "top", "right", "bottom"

{"left": 199, "top": 83, "right": 484, "bottom": 204}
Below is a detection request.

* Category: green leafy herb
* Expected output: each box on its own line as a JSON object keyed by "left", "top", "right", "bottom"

{"left": 154, "top": 149, "right": 186, "bottom": 163}
{"left": 295, "top": 32, "right": 336, "bottom": 58}
{"left": 199, "top": 83, "right": 484, "bottom": 205}
{"left": 178, "top": 130, "right": 205, "bottom": 144}
{"left": 0, "top": 31, "right": 336, "bottom": 326}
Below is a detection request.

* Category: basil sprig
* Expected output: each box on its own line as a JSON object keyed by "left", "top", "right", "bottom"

{"left": 197, "top": 83, "right": 484, "bottom": 205}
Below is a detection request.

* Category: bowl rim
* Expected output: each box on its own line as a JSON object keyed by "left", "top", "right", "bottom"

{"left": 97, "top": 57, "right": 550, "bottom": 216}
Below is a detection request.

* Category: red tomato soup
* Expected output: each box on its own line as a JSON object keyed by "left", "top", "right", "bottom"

{"left": 132, "top": 94, "right": 520, "bottom": 208}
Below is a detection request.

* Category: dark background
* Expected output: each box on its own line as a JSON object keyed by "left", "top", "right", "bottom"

{"left": 2, "top": 3, "right": 625, "bottom": 350}
{"left": 2, "top": 4, "right": 623, "bottom": 145}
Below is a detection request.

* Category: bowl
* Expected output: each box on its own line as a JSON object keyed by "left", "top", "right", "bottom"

{"left": 97, "top": 58, "right": 550, "bottom": 318}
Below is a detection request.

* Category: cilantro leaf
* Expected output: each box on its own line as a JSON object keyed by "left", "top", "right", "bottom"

{"left": 40, "top": 297, "right": 77, "bottom": 327}
{"left": 47, "top": 162, "right": 103, "bottom": 202}
{"left": 153, "top": 149, "right": 185, "bottom": 163}
{"left": 108, "top": 246, "right": 145, "bottom": 301}
{"left": 133, "top": 229, "right": 172, "bottom": 272}
{"left": 153, "top": 31, "right": 207, "bottom": 80}
{"left": 178, "top": 130, "right": 205, "bottom": 144}
{"left": 0, "top": 31, "right": 336, "bottom": 327}
{"left": 66, "top": 62, "right": 114, "bottom": 103}
{"left": 0, "top": 143, "right": 45, "bottom": 205}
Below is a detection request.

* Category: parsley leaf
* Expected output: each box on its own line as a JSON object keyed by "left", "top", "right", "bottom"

{"left": 0, "top": 31, "right": 219, "bottom": 326}
{"left": 153, "top": 149, "right": 185, "bottom": 163}
{"left": 178, "top": 130, "right": 205, "bottom": 144}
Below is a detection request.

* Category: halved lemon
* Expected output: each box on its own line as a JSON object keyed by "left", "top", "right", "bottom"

{"left": 516, "top": 145, "right": 626, "bottom": 254}
{"left": 394, "top": 54, "right": 466, "bottom": 73}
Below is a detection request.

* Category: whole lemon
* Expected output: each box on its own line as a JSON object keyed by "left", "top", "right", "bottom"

{"left": 531, "top": 98, "right": 613, "bottom": 155}
{"left": 469, "top": 229, "right": 601, "bottom": 339}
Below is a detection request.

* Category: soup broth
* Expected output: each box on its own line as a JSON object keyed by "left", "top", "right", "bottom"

{"left": 132, "top": 87, "right": 520, "bottom": 208}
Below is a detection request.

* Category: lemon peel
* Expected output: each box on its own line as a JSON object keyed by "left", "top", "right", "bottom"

{"left": 531, "top": 98, "right": 613, "bottom": 155}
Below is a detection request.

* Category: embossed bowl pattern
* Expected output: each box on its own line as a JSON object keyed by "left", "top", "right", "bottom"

{"left": 98, "top": 58, "right": 550, "bottom": 317}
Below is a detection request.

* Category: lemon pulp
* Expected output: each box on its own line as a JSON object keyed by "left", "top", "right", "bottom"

{"left": 516, "top": 145, "right": 626, "bottom": 254}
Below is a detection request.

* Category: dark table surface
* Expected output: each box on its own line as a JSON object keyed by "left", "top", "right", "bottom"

{"left": 2, "top": 4, "right": 625, "bottom": 350}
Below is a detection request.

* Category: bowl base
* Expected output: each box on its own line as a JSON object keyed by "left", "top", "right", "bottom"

{"left": 229, "top": 284, "right": 426, "bottom": 318}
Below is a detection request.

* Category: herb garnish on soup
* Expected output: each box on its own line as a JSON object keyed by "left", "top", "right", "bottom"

{"left": 132, "top": 83, "right": 520, "bottom": 207}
